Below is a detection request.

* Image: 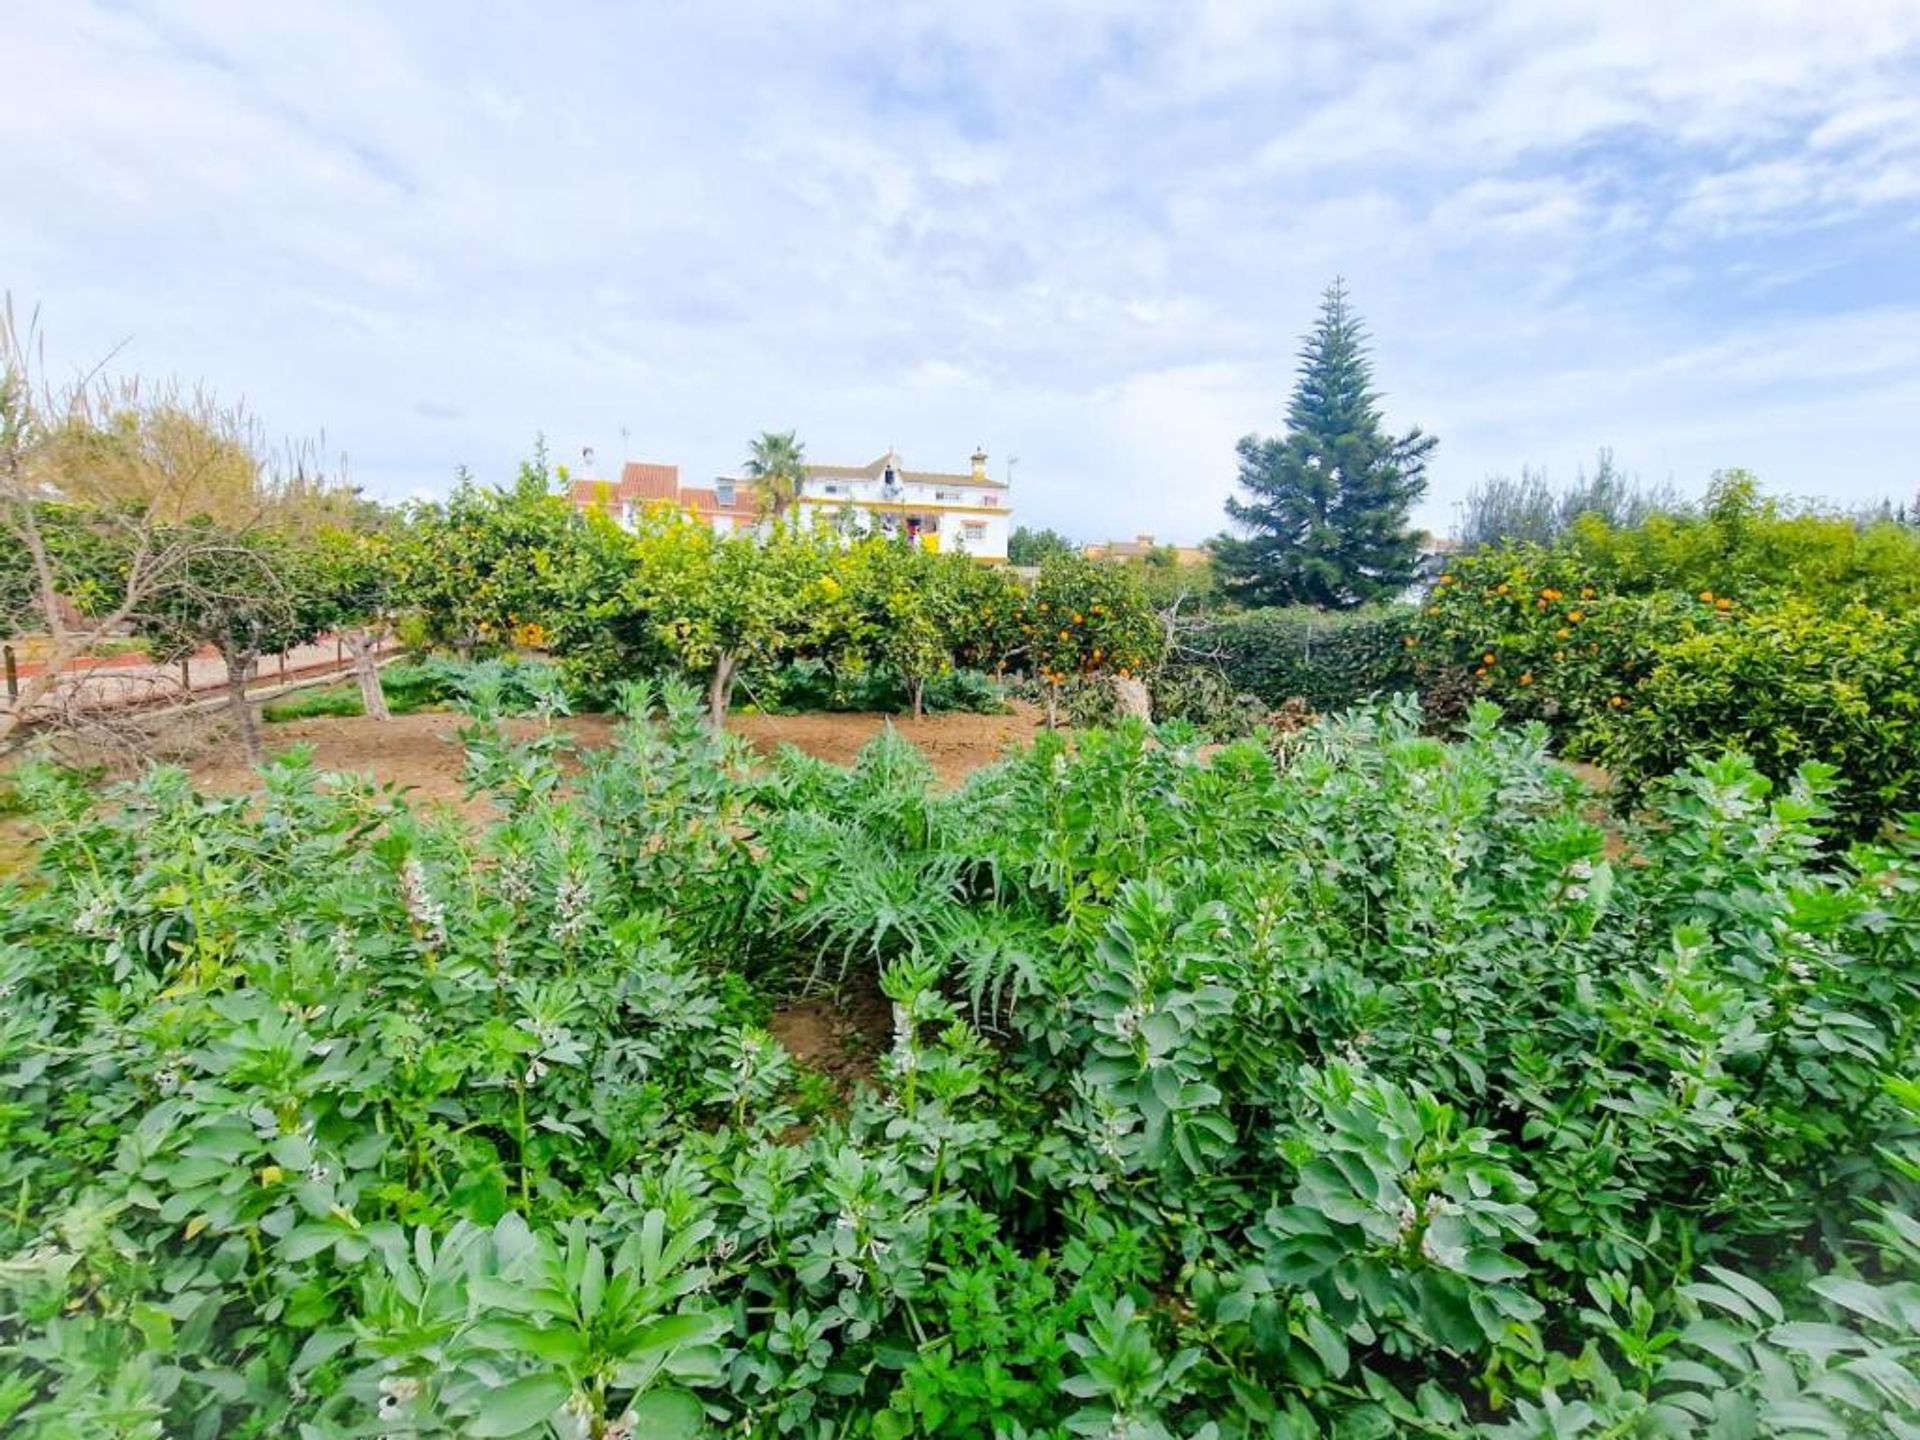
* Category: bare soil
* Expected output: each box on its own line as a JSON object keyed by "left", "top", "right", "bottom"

{"left": 188, "top": 706, "right": 1044, "bottom": 810}
{"left": 769, "top": 977, "right": 895, "bottom": 1091}
{"left": 735, "top": 707, "right": 1042, "bottom": 787}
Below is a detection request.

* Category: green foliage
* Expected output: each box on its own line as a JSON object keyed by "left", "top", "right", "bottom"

{"left": 749, "top": 661, "right": 1008, "bottom": 717}
{"left": 261, "top": 685, "right": 365, "bottom": 722}
{"left": 0, "top": 501, "right": 138, "bottom": 637}
{"left": 134, "top": 522, "right": 326, "bottom": 668}
{"left": 1593, "top": 599, "right": 1920, "bottom": 825}
{"left": 832, "top": 543, "right": 976, "bottom": 717}
{"left": 260, "top": 660, "right": 568, "bottom": 724}
{"left": 1218, "top": 279, "right": 1436, "bottom": 608}
{"left": 1416, "top": 484, "right": 1920, "bottom": 831}
{"left": 1452, "top": 449, "right": 1678, "bottom": 551}
{"left": 1007, "top": 526, "right": 1078, "bottom": 568}
{"left": 1126, "top": 548, "right": 1226, "bottom": 616}
{"left": 4, "top": 692, "right": 1918, "bottom": 1436}
{"left": 1189, "top": 605, "right": 1417, "bottom": 711}
{"left": 1143, "top": 664, "right": 1268, "bottom": 739}
{"left": 400, "top": 447, "right": 622, "bottom": 655}
{"left": 1557, "top": 469, "right": 1920, "bottom": 609}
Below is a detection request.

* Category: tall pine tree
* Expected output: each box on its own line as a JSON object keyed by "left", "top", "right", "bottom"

{"left": 1215, "top": 280, "right": 1436, "bottom": 608}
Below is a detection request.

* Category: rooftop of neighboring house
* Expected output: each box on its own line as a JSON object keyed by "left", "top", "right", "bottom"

{"left": 567, "top": 461, "right": 680, "bottom": 514}
{"left": 798, "top": 448, "right": 1009, "bottom": 490}
{"left": 1085, "top": 533, "right": 1211, "bottom": 565}
{"left": 681, "top": 483, "right": 759, "bottom": 523}
{"left": 567, "top": 461, "right": 758, "bottom": 524}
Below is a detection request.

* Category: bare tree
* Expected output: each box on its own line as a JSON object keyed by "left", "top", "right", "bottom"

{"left": 0, "top": 299, "right": 313, "bottom": 757}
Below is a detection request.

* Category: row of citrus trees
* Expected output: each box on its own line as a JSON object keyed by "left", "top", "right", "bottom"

{"left": 1409, "top": 473, "right": 1920, "bottom": 833}
{"left": 393, "top": 460, "right": 1164, "bottom": 728}
{"left": 6, "top": 451, "right": 1166, "bottom": 749}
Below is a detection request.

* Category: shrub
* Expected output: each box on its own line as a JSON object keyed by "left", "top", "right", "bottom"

{"left": 1554, "top": 469, "right": 1920, "bottom": 610}
{"left": 1194, "top": 605, "right": 1417, "bottom": 710}
{"left": 747, "top": 660, "right": 1008, "bottom": 716}
{"left": 1417, "top": 541, "right": 1920, "bottom": 833}
{"left": 1587, "top": 599, "right": 1920, "bottom": 830}
{"left": 3, "top": 694, "right": 1919, "bottom": 1435}
{"left": 1147, "top": 662, "right": 1269, "bottom": 738}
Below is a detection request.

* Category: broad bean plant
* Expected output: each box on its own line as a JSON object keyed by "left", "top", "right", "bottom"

{"left": 2, "top": 684, "right": 1916, "bottom": 1437}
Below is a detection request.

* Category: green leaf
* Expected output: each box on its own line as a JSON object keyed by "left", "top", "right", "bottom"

{"left": 466, "top": 1372, "right": 572, "bottom": 1437}
{"left": 1460, "top": 1249, "right": 1527, "bottom": 1283}
{"left": 1701, "top": 1266, "right": 1783, "bottom": 1324}
{"left": 626, "top": 1388, "right": 707, "bottom": 1439}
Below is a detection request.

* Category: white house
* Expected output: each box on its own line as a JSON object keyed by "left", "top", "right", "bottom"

{"left": 726, "top": 448, "right": 1013, "bottom": 561}
{"left": 575, "top": 449, "right": 1015, "bottom": 562}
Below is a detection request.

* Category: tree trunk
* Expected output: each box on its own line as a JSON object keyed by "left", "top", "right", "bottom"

{"left": 910, "top": 675, "right": 925, "bottom": 720}
{"left": 706, "top": 652, "right": 738, "bottom": 734}
{"left": 346, "top": 629, "right": 391, "bottom": 721}
{"left": 0, "top": 628, "right": 103, "bottom": 749}
{"left": 226, "top": 648, "right": 264, "bottom": 766}
{"left": 1045, "top": 682, "right": 1059, "bottom": 730}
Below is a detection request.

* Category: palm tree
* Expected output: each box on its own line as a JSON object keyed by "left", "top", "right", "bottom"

{"left": 744, "top": 430, "right": 807, "bottom": 522}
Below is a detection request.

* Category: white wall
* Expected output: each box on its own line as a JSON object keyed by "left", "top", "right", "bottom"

{"left": 797, "top": 474, "right": 1012, "bottom": 559}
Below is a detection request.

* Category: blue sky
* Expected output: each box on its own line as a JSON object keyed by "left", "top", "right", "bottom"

{"left": 5, "top": 2, "right": 1919, "bottom": 542}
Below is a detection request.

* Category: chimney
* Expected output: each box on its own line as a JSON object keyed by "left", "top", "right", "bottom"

{"left": 971, "top": 447, "right": 988, "bottom": 483}
{"left": 1136, "top": 533, "right": 1154, "bottom": 547}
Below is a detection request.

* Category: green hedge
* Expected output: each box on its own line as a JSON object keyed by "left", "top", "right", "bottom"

{"left": 1190, "top": 605, "right": 1419, "bottom": 710}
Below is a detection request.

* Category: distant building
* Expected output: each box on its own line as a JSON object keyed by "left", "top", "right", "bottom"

{"left": 1084, "top": 533, "right": 1211, "bottom": 566}
{"left": 571, "top": 449, "right": 1014, "bottom": 561}
{"left": 567, "top": 461, "right": 759, "bottom": 534}
{"left": 722, "top": 448, "right": 1013, "bottom": 561}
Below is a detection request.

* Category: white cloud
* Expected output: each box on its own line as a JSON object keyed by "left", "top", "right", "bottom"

{"left": 2, "top": 0, "right": 1917, "bottom": 542}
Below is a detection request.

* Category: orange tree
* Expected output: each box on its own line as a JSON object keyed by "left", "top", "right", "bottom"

{"left": 1023, "top": 553, "right": 1163, "bottom": 726}
{"left": 398, "top": 451, "right": 586, "bottom": 657}
{"left": 1593, "top": 598, "right": 1920, "bottom": 831}
{"left": 831, "top": 540, "right": 974, "bottom": 719}
{"left": 1414, "top": 538, "right": 1920, "bottom": 832}
{"left": 946, "top": 559, "right": 1028, "bottom": 677}
{"left": 620, "top": 512, "right": 843, "bottom": 730}
{"left": 1413, "top": 546, "right": 1715, "bottom": 730}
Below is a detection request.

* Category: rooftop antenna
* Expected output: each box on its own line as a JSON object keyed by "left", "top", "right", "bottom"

{"left": 581, "top": 445, "right": 595, "bottom": 473}
{"left": 1006, "top": 454, "right": 1019, "bottom": 486}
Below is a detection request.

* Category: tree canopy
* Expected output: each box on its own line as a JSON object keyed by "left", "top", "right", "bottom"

{"left": 1217, "top": 280, "right": 1435, "bottom": 608}
{"left": 743, "top": 430, "right": 807, "bottom": 522}
{"left": 1008, "top": 526, "right": 1078, "bottom": 567}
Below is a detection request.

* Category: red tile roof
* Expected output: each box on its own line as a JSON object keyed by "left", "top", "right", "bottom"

{"left": 569, "top": 462, "right": 682, "bottom": 517}
{"left": 680, "top": 485, "right": 759, "bottom": 520}
{"left": 618, "top": 462, "right": 680, "bottom": 501}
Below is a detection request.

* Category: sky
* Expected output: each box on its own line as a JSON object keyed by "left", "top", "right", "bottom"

{"left": 5, "top": 1, "right": 1920, "bottom": 543}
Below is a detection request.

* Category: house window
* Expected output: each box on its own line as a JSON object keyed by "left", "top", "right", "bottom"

{"left": 716, "top": 482, "right": 735, "bottom": 507}
{"left": 820, "top": 484, "right": 843, "bottom": 496}
{"left": 934, "top": 489, "right": 964, "bottom": 502}
{"left": 963, "top": 522, "right": 986, "bottom": 544}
